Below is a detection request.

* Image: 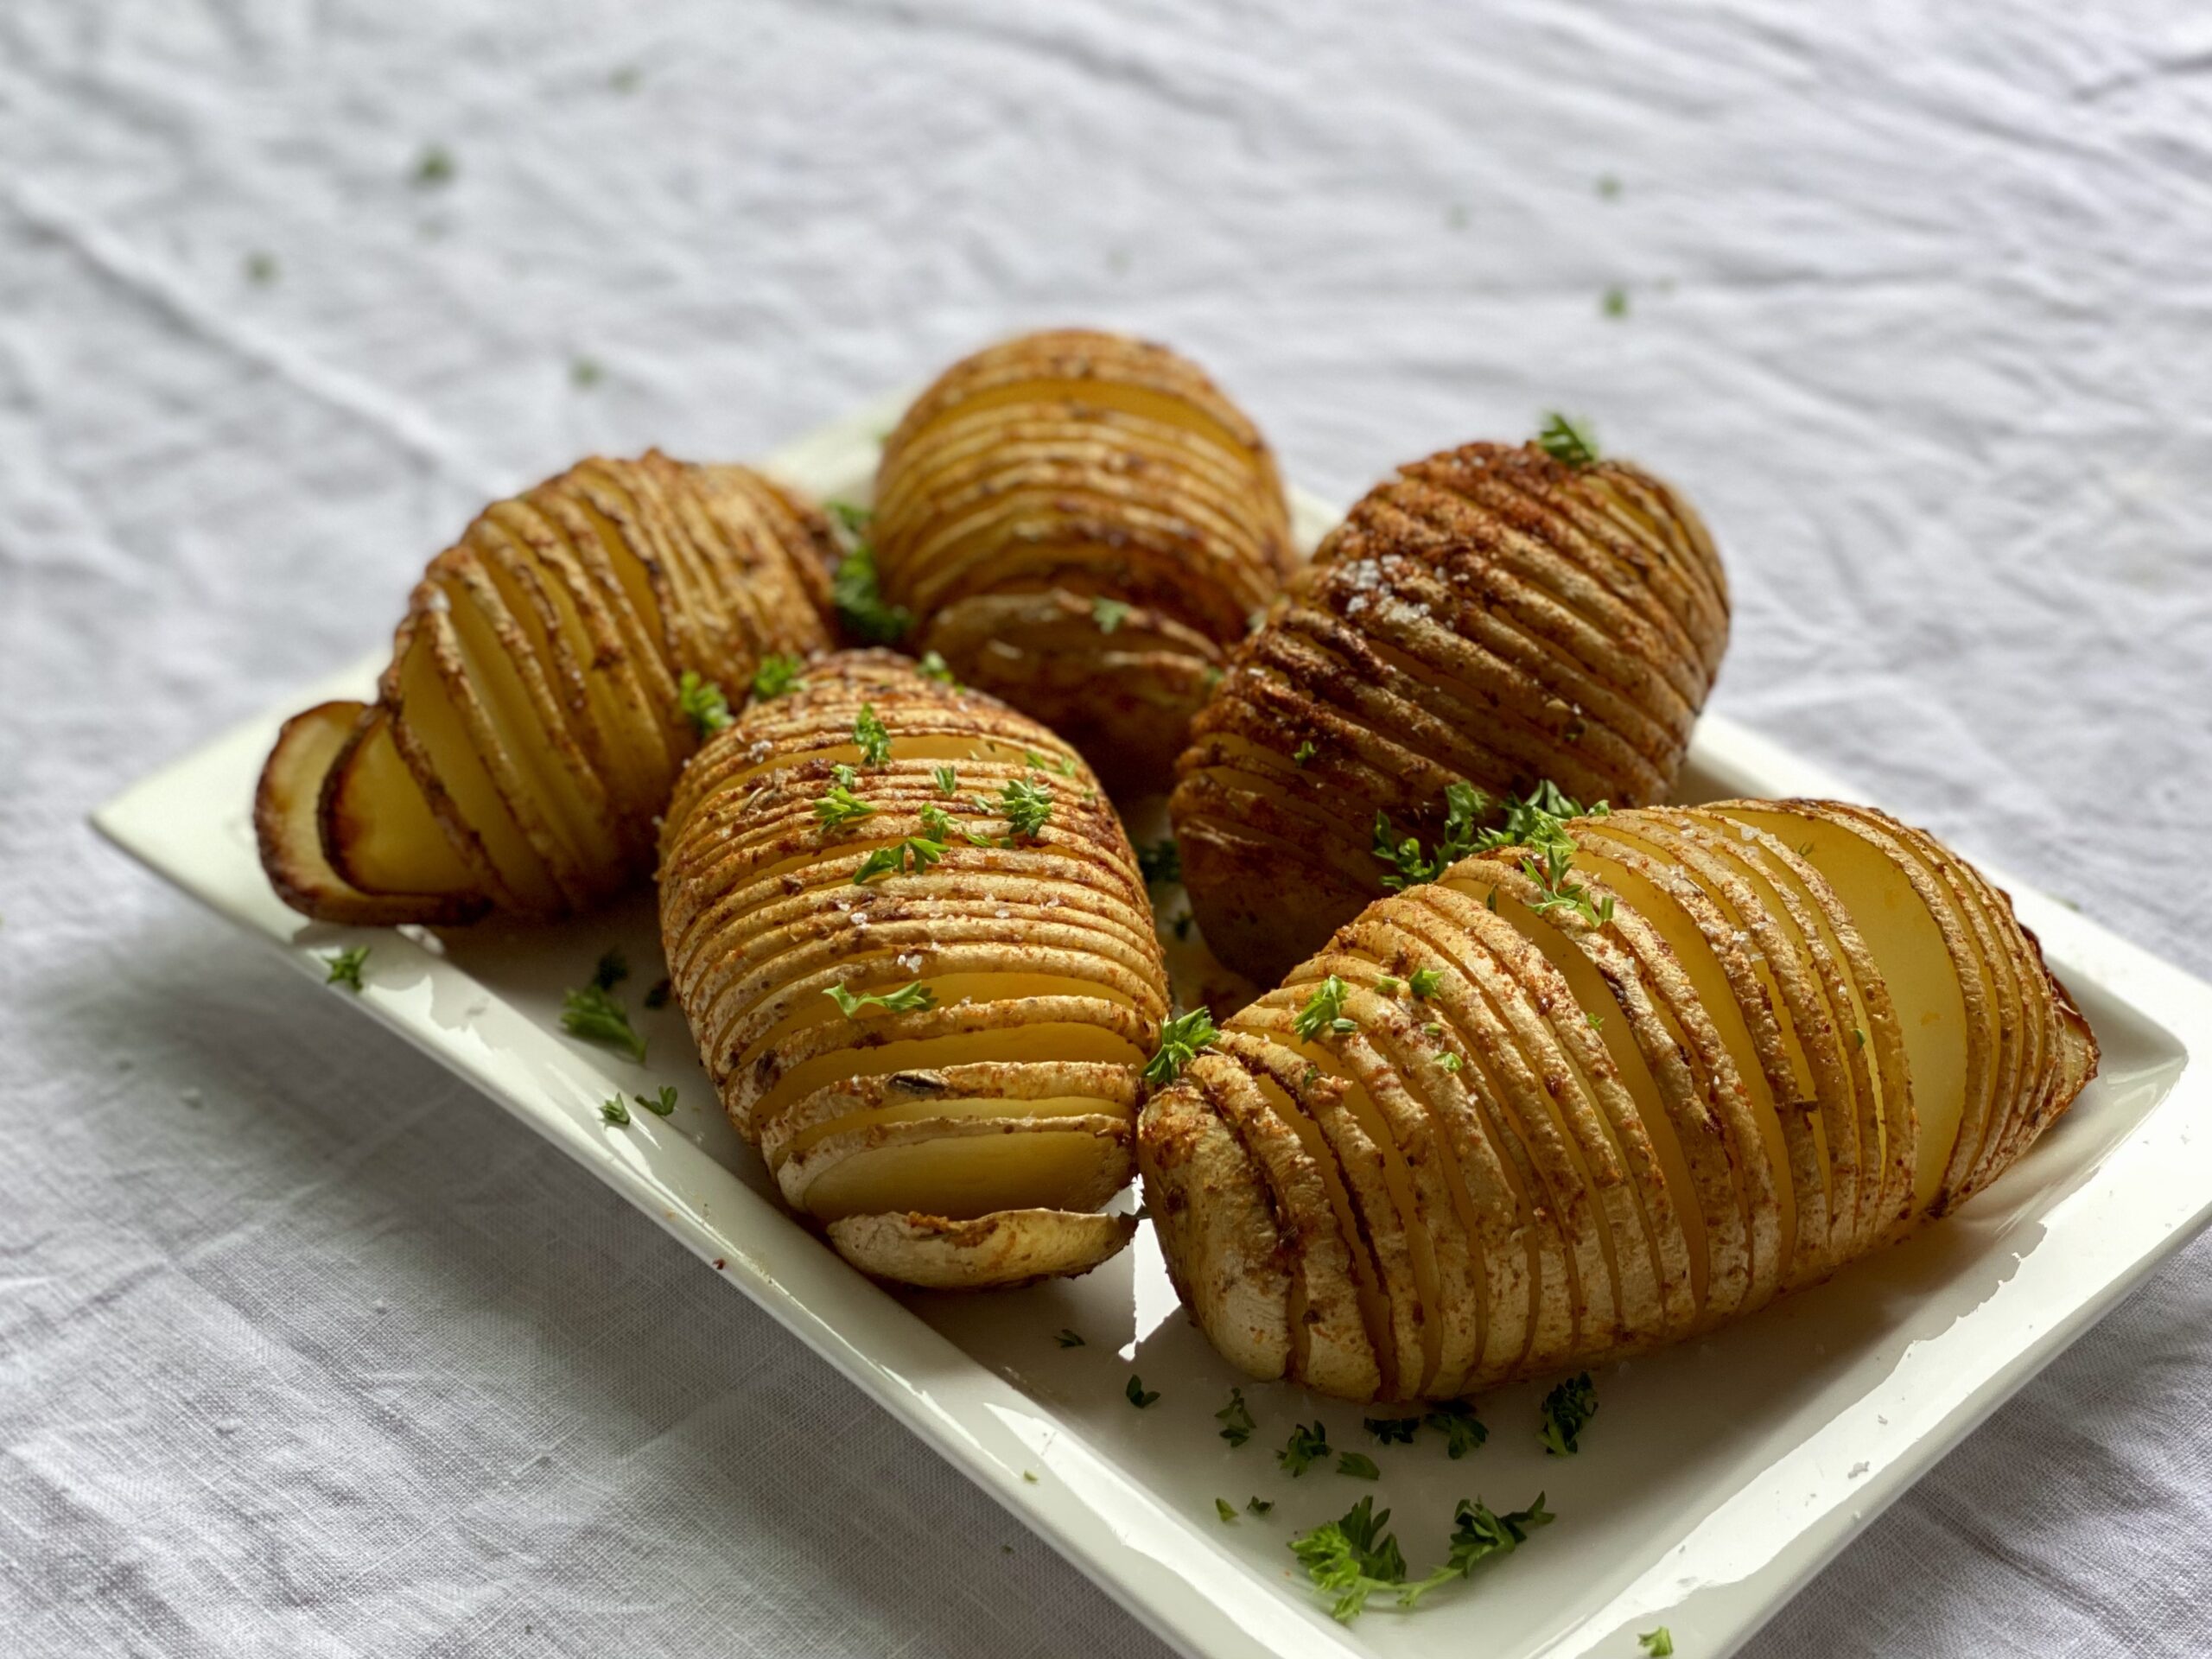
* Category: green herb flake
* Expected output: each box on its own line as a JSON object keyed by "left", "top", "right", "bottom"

{"left": 1279, "top": 1421, "right": 1331, "bottom": 1477}
{"left": 643, "top": 977, "right": 671, "bottom": 1010}
{"left": 1394, "top": 1493, "right": 1555, "bottom": 1612}
{"left": 1424, "top": 1398, "right": 1489, "bottom": 1459}
{"left": 1216, "top": 1497, "right": 1238, "bottom": 1522}
{"left": 1287, "top": 1495, "right": 1407, "bottom": 1622}
{"left": 1337, "top": 1452, "right": 1381, "bottom": 1480}
{"left": 1602, "top": 286, "right": 1629, "bottom": 319}
{"left": 1056, "top": 1328, "right": 1085, "bottom": 1349}
{"left": 814, "top": 784, "right": 875, "bottom": 830}
{"left": 1640, "top": 1628, "right": 1675, "bottom": 1656}
{"left": 916, "top": 649, "right": 957, "bottom": 685}
{"left": 1217, "top": 1387, "right": 1257, "bottom": 1448}
{"left": 591, "top": 948, "right": 629, "bottom": 991}
{"left": 1247, "top": 1497, "right": 1274, "bottom": 1516}
{"left": 852, "top": 704, "right": 893, "bottom": 766}
{"left": 1126, "top": 1375, "right": 1160, "bottom": 1409}
{"left": 570, "top": 356, "right": 603, "bottom": 389}
{"left": 931, "top": 763, "right": 959, "bottom": 797}
{"left": 600, "top": 1097, "right": 631, "bottom": 1126}
{"left": 751, "top": 653, "right": 804, "bottom": 700}
{"left": 1538, "top": 1371, "right": 1598, "bottom": 1456}
{"left": 635, "top": 1085, "right": 679, "bottom": 1117}
{"left": 244, "top": 251, "right": 278, "bottom": 285}
{"left": 324, "top": 946, "right": 370, "bottom": 992}
{"left": 1293, "top": 740, "right": 1318, "bottom": 766}
{"left": 852, "top": 836, "right": 948, "bottom": 885}
{"left": 561, "top": 984, "right": 646, "bottom": 1062}
{"left": 677, "top": 671, "right": 734, "bottom": 738}
{"left": 1408, "top": 967, "right": 1444, "bottom": 1000}
{"left": 1536, "top": 412, "right": 1600, "bottom": 468}
{"left": 1293, "top": 976, "right": 1357, "bottom": 1042}
{"left": 1001, "top": 777, "right": 1053, "bottom": 839}
{"left": 1365, "top": 1417, "right": 1420, "bottom": 1446}
{"left": 412, "top": 145, "right": 455, "bottom": 188}
{"left": 1092, "top": 596, "right": 1135, "bottom": 633}
{"left": 1375, "top": 976, "right": 1402, "bottom": 998}
{"left": 831, "top": 541, "right": 913, "bottom": 645}
{"left": 1373, "top": 781, "right": 1489, "bottom": 891}
{"left": 828, "top": 500, "right": 873, "bottom": 535}
{"left": 1145, "top": 1007, "right": 1221, "bottom": 1087}
{"left": 823, "top": 980, "right": 934, "bottom": 1018}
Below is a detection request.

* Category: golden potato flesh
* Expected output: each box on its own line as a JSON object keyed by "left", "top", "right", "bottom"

{"left": 1171, "top": 438, "right": 1729, "bottom": 986}
{"left": 658, "top": 649, "right": 1167, "bottom": 1289}
{"left": 254, "top": 452, "right": 838, "bottom": 926}
{"left": 871, "top": 330, "right": 1293, "bottom": 796}
{"left": 1138, "top": 799, "right": 2097, "bottom": 1402}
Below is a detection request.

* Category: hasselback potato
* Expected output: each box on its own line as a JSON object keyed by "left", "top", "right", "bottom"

{"left": 254, "top": 452, "right": 836, "bottom": 925}
{"left": 1171, "top": 429, "right": 1727, "bottom": 985}
{"left": 871, "top": 329, "right": 1294, "bottom": 795}
{"left": 658, "top": 649, "right": 1167, "bottom": 1288}
{"left": 1137, "top": 798, "right": 2097, "bottom": 1402}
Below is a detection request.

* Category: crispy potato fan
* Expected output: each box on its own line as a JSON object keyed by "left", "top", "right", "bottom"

{"left": 1172, "top": 435, "right": 1728, "bottom": 985}
{"left": 255, "top": 452, "right": 837, "bottom": 925}
{"left": 1138, "top": 800, "right": 2098, "bottom": 1402}
{"left": 657, "top": 651, "right": 1166, "bottom": 1288}
{"left": 872, "top": 329, "right": 1294, "bottom": 795}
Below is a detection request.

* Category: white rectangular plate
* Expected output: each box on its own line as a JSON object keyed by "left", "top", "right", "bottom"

{"left": 95, "top": 401, "right": 2211, "bottom": 1659}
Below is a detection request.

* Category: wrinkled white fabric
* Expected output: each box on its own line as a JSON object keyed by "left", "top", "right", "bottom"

{"left": 3, "top": 2, "right": 2209, "bottom": 1654}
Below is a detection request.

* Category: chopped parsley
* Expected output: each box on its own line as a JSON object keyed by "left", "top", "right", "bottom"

{"left": 1602, "top": 285, "right": 1629, "bottom": 319}
{"left": 1247, "top": 1497, "right": 1274, "bottom": 1516}
{"left": 852, "top": 704, "right": 892, "bottom": 766}
{"left": 1144, "top": 1007, "right": 1221, "bottom": 1087}
{"left": 324, "top": 946, "right": 370, "bottom": 992}
{"left": 1424, "top": 1398, "right": 1489, "bottom": 1459}
{"left": 677, "top": 671, "right": 734, "bottom": 737}
{"left": 1375, "top": 975, "right": 1402, "bottom": 997}
{"left": 1408, "top": 967, "right": 1444, "bottom": 1000}
{"left": 1280, "top": 1421, "right": 1331, "bottom": 1477}
{"left": 1137, "top": 837, "right": 1182, "bottom": 886}
{"left": 1337, "top": 1452, "right": 1381, "bottom": 1480}
{"left": 1536, "top": 412, "right": 1600, "bottom": 468}
{"left": 1092, "top": 596, "right": 1134, "bottom": 633}
{"left": 1538, "top": 1371, "right": 1598, "bottom": 1456}
{"left": 751, "top": 653, "right": 804, "bottom": 700}
{"left": 635, "top": 1085, "right": 679, "bottom": 1116}
{"left": 591, "top": 949, "right": 628, "bottom": 990}
{"left": 600, "top": 1097, "right": 631, "bottom": 1126}
{"left": 412, "top": 144, "right": 455, "bottom": 187}
{"left": 1293, "top": 740, "right": 1317, "bottom": 766}
{"left": 1373, "top": 781, "right": 1487, "bottom": 891}
{"left": 815, "top": 784, "right": 875, "bottom": 830}
{"left": 1440, "top": 1052, "right": 1463, "bottom": 1073}
{"left": 830, "top": 539, "right": 912, "bottom": 645}
{"left": 1396, "top": 1495, "right": 1555, "bottom": 1611}
{"left": 1476, "top": 780, "right": 1607, "bottom": 855}
{"left": 1522, "top": 842, "right": 1614, "bottom": 929}
{"left": 1216, "top": 1497, "right": 1238, "bottom": 1522}
{"left": 852, "top": 836, "right": 947, "bottom": 885}
{"left": 916, "top": 649, "right": 957, "bottom": 685}
{"left": 1365, "top": 1417, "right": 1420, "bottom": 1446}
{"left": 1001, "top": 777, "right": 1053, "bottom": 838}
{"left": 1217, "top": 1387, "right": 1256, "bottom": 1448}
{"left": 561, "top": 983, "right": 646, "bottom": 1062}
{"left": 1126, "top": 1375, "right": 1160, "bottom": 1409}
{"left": 570, "top": 357, "right": 602, "bottom": 389}
{"left": 1293, "top": 976, "right": 1357, "bottom": 1041}
{"left": 1289, "top": 1492, "right": 1554, "bottom": 1624}
{"left": 644, "top": 977, "right": 671, "bottom": 1010}
{"left": 1056, "top": 1329, "right": 1085, "bottom": 1349}
{"left": 823, "top": 981, "right": 934, "bottom": 1018}
{"left": 931, "top": 764, "right": 958, "bottom": 797}
{"left": 1640, "top": 1629, "right": 1675, "bottom": 1656}
{"left": 828, "top": 500, "right": 872, "bottom": 535}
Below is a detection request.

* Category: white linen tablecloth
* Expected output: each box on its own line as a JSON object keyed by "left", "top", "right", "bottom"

{"left": 4, "top": 3, "right": 2209, "bottom": 1653}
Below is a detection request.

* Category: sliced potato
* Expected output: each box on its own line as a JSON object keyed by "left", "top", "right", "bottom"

{"left": 1146, "top": 798, "right": 2095, "bottom": 1401}
{"left": 827, "top": 1209, "right": 1139, "bottom": 1290}
{"left": 660, "top": 650, "right": 1163, "bottom": 1289}
{"left": 320, "top": 704, "right": 484, "bottom": 899}
{"left": 254, "top": 702, "right": 486, "bottom": 927}
{"left": 1173, "top": 435, "right": 1728, "bottom": 986}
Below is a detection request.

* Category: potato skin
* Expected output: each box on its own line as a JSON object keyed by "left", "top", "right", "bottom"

{"left": 871, "top": 329, "right": 1292, "bottom": 797}
{"left": 1141, "top": 800, "right": 2096, "bottom": 1402}
{"left": 1171, "top": 439, "right": 1728, "bottom": 985}
{"left": 255, "top": 451, "right": 836, "bottom": 927}
{"left": 658, "top": 649, "right": 1166, "bottom": 1288}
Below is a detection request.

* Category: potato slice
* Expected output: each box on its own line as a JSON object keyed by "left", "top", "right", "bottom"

{"left": 255, "top": 702, "right": 486, "bottom": 926}
{"left": 780, "top": 1115, "right": 1132, "bottom": 1222}
{"left": 319, "top": 704, "right": 483, "bottom": 899}
{"left": 827, "top": 1210, "right": 1138, "bottom": 1290}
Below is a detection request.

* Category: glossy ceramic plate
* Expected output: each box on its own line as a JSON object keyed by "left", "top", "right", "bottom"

{"left": 94, "top": 398, "right": 2212, "bottom": 1659}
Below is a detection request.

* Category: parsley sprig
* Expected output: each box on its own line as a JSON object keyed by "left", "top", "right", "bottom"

{"left": 823, "top": 981, "right": 934, "bottom": 1018}
{"left": 1424, "top": 1398, "right": 1489, "bottom": 1459}
{"left": 1000, "top": 777, "right": 1053, "bottom": 838}
{"left": 324, "top": 946, "right": 370, "bottom": 992}
{"left": 562, "top": 982, "right": 647, "bottom": 1062}
{"left": 815, "top": 784, "right": 875, "bottom": 830}
{"left": 852, "top": 704, "right": 892, "bottom": 766}
{"left": 1293, "top": 976, "right": 1357, "bottom": 1042}
{"left": 1373, "top": 781, "right": 1487, "bottom": 891}
{"left": 1535, "top": 412, "right": 1600, "bottom": 468}
{"left": 1092, "top": 596, "right": 1134, "bottom": 633}
{"left": 751, "top": 654, "right": 804, "bottom": 701}
{"left": 1137, "top": 837, "right": 1181, "bottom": 887}
{"left": 852, "top": 836, "right": 947, "bottom": 885}
{"left": 1143, "top": 1007, "right": 1220, "bottom": 1087}
{"left": 830, "top": 539, "right": 912, "bottom": 645}
{"left": 1538, "top": 1371, "right": 1598, "bottom": 1456}
{"left": 1217, "top": 1388, "right": 1256, "bottom": 1447}
{"left": 677, "top": 671, "right": 734, "bottom": 737}
{"left": 1290, "top": 1493, "right": 1554, "bottom": 1623}
{"left": 1280, "top": 1421, "right": 1332, "bottom": 1477}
